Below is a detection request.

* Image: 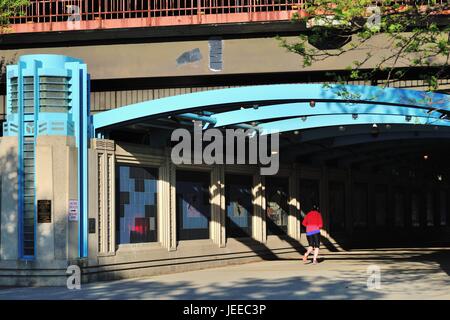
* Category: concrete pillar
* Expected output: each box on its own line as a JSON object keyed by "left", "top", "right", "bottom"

{"left": 169, "top": 159, "right": 176, "bottom": 249}
{"left": 158, "top": 155, "right": 177, "bottom": 251}
{"left": 404, "top": 184, "right": 412, "bottom": 228}
{"left": 434, "top": 186, "right": 441, "bottom": 228}
{"left": 368, "top": 179, "right": 376, "bottom": 231}
{"left": 210, "top": 165, "right": 225, "bottom": 247}
{"left": 35, "top": 143, "right": 55, "bottom": 261}
{"left": 67, "top": 145, "right": 79, "bottom": 261}
{"left": 288, "top": 166, "right": 301, "bottom": 240}
{"left": 345, "top": 168, "right": 353, "bottom": 235}
{"left": 91, "top": 139, "right": 116, "bottom": 256}
{"left": 320, "top": 166, "right": 330, "bottom": 233}
{"left": 387, "top": 184, "right": 395, "bottom": 228}
{"left": 447, "top": 188, "right": 450, "bottom": 228}
{"left": 252, "top": 173, "right": 266, "bottom": 243}
{"left": 87, "top": 147, "right": 99, "bottom": 263}
{"left": 0, "top": 137, "right": 19, "bottom": 260}
{"left": 34, "top": 136, "right": 78, "bottom": 262}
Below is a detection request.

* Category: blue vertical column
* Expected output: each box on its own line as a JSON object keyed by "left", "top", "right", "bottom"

{"left": 70, "top": 62, "right": 90, "bottom": 258}
{"left": 15, "top": 59, "right": 38, "bottom": 259}
{"left": 17, "top": 61, "right": 25, "bottom": 258}
{"left": 5, "top": 54, "right": 90, "bottom": 260}
{"left": 79, "top": 67, "right": 90, "bottom": 258}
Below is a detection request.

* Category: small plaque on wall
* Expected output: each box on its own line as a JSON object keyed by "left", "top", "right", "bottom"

{"left": 37, "top": 200, "right": 51, "bottom": 223}
{"left": 89, "top": 218, "right": 96, "bottom": 234}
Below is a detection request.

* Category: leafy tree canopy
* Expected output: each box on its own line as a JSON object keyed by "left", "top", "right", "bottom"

{"left": 0, "top": 0, "right": 29, "bottom": 82}
{"left": 278, "top": 0, "right": 450, "bottom": 91}
{"left": 0, "top": 0, "right": 29, "bottom": 31}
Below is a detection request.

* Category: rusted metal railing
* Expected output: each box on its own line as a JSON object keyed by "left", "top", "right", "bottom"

{"left": 5, "top": 0, "right": 450, "bottom": 34}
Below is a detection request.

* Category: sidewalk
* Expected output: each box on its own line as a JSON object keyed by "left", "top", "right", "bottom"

{"left": 0, "top": 248, "right": 449, "bottom": 300}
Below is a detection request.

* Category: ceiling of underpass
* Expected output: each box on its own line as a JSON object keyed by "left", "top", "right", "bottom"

{"left": 277, "top": 124, "right": 450, "bottom": 180}
{"left": 109, "top": 119, "right": 450, "bottom": 183}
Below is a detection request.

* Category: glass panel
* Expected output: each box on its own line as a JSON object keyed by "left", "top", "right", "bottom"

{"left": 411, "top": 193, "right": 420, "bottom": 227}
{"left": 40, "top": 107, "right": 70, "bottom": 113}
{"left": 116, "top": 166, "right": 158, "bottom": 244}
{"left": 24, "top": 188, "right": 34, "bottom": 196}
{"left": 24, "top": 203, "right": 34, "bottom": 212}
{"left": 299, "top": 179, "right": 320, "bottom": 233}
{"left": 10, "top": 80, "right": 18, "bottom": 111}
{"left": 24, "top": 107, "right": 35, "bottom": 114}
{"left": 24, "top": 136, "right": 34, "bottom": 143}
{"left": 24, "top": 166, "right": 34, "bottom": 174}
{"left": 23, "top": 225, "right": 34, "bottom": 233}
{"left": 23, "top": 143, "right": 35, "bottom": 151}
{"left": 394, "top": 189, "right": 405, "bottom": 227}
{"left": 23, "top": 84, "right": 34, "bottom": 91}
{"left": 23, "top": 233, "right": 34, "bottom": 242}
{"left": 23, "top": 210, "right": 35, "bottom": 219}
{"left": 440, "top": 190, "right": 447, "bottom": 226}
{"left": 375, "top": 185, "right": 387, "bottom": 227}
{"left": 329, "top": 181, "right": 345, "bottom": 232}
{"left": 39, "top": 84, "right": 68, "bottom": 91}
{"left": 225, "top": 174, "right": 253, "bottom": 238}
{"left": 23, "top": 99, "right": 34, "bottom": 107}
{"left": 24, "top": 180, "right": 34, "bottom": 189}
{"left": 353, "top": 183, "right": 368, "bottom": 228}
{"left": 176, "top": 170, "right": 211, "bottom": 240}
{"left": 11, "top": 92, "right": 34, "bottom": 99}
{"left": 23, "top": 77, "right": 34, "bottom": 84}
{"left": 40, "top": 76, "right": 68, "bottom": 83}
{"left": 23, "top": 248, "right": 34, "bottom": 256}
{"left": 24, "top": 151, "right": 34, "bottom": 159}
{"left": 39, "top": 98, "right": 70, "bottom": 105}
{"left": 266, "top": 177, "right": 289, "bottom": 235}
{"left": 426, "top": 192, "right": 434, "bottom": 226}
{"left": 40, "top": 91, "right": 69, "bottom": 99}
{"left": 24, "top": 196, "right": 34, "bottom": 204}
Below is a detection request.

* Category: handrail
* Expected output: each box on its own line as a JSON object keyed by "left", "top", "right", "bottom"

{"left": 5, "top": 0, "right": 449, "bottom": 34}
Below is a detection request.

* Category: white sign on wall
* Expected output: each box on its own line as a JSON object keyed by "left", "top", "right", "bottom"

{"left": 68, "top": 199, "right": 79, "bottom": 221}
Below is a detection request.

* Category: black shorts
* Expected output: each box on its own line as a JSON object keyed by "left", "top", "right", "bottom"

{"left": 307, "top": 233, "right": 320, "bottom": 248}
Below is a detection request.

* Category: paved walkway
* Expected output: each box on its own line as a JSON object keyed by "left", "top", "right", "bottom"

{"left": 0, "top": 248, "right": 449, "bottom": 300}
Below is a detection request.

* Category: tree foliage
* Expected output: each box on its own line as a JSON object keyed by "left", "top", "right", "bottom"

{"left": 0, "top": 0, "right": 29, "bottom": 82}
{"left": 0, "top": 0, "right": 29, "bottom": 31}
{"left": 278, "top": 0, "right": 450, "bottom": 91}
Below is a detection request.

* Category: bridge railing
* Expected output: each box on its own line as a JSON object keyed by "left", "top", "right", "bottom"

{"left": 5, "top": 0, "right": 450, "bottom": 34}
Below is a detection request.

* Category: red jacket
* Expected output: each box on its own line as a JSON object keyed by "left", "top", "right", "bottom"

{"left": 302, "top": 210, "right": 323, "bottom": 229}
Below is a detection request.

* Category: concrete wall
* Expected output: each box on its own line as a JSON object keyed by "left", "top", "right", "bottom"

{"left": 35, "top": 136, "right": 78, "bottom": 264}
{"left": 2, "top": 34, "right": 449, "bottom": 81}
{"left": 0, "top": 136, "right": 19, "bottom": 261}
{"left": 0, "top": 136, "right": 79, "bottom": 286}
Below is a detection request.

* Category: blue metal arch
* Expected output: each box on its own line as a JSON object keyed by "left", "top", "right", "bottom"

{"left": 280, "top": 124, "right": 450, "bottom": 145}
{"left": 92, "top": 84, "right": 450, "bottom": 133}
{"left": 212, "top": 102, "right": 444, "bottom": 128}
{"left": 258, "top": 114, "right": 450, "bottom": 135}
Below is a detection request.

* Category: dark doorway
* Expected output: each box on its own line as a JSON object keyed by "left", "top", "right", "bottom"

{"left": 329, "top": 181, "right": 345, "bottom": 233}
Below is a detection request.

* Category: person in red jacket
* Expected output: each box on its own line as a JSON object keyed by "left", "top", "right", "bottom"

{"left": 302, "top": 205, "right": 323, "bottom": 264}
